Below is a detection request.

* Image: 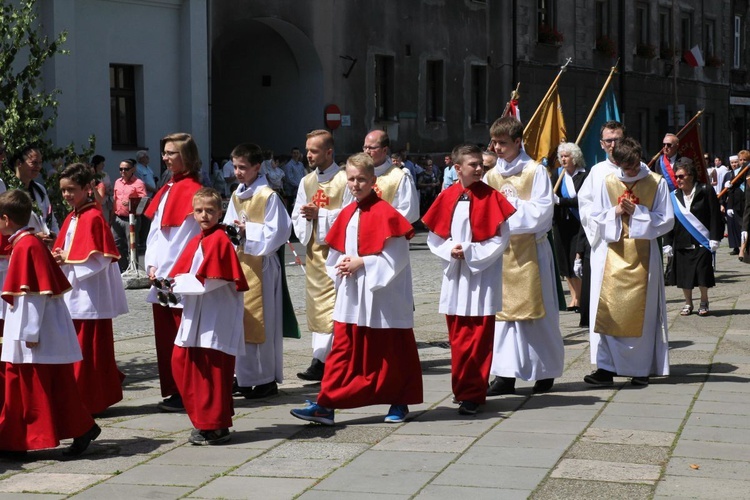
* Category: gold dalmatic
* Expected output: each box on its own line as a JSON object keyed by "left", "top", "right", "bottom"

{"left": 373, "top": 165, "right": 405, "bottom": 205}
{"left": 233, "top": 186, "right": 275, "bottom": 344}
{"left": 594, "top": 172, "right": 659, "bottom": 337}
{"left": 485, "top": 165, "right": 545, "bottom": 321}
{"left": 303, "top": 169, "right": 347, "bottom": 334}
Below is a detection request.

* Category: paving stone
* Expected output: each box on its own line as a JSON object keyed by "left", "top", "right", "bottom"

{"left": 610, "top": 391, "right": 695, "bottom": 406}
{"left": 496, "top": 416, "right": 590, "bottom": 435}
{"left": 234, "top": 456, "right": 342, "bottom": 478}
{"left": 298, "top": 490, "right": 408, "bottom": 499}
{"left": 582, "top": 428, "right": 675, "bottom": 447}
{"left": 431, "top": 463, "right": 548, "bottom": 490}
{"left": 685, "top": 412, "right": 750, "bottom": 429}
{"left": 691, "top": 400, "right": 750, "bottom": 416}
{"left": 372, "top": 434, "right": 474, "bottom": 453}
{"left": 109, "top": 413, "right": 194, "bottom": 433}
{"left": 149, "top": 445, "right": 260, "bottom": 467}
{"left": 565, "top": 441, "right": 669, "bottom": 465}
{"left": 671, "top": 440, "right": 750, "bottom": 462}
{"left": 665, "top": 457, "right": 750, "bottom": 481}
{"left": 476, "top": 430, "right": 575, "bottom": 450}
{"left": 679, "top": 424, "right": 750, "bottom": 444}
{"left": 107, "top": 464, "right": 223, "bottom": 487}
{"left": 0, "top": 494, "right": 66, "bottom": 500}
{"left": 312, "top": 450, "right": 455, "bottom": 495}
{"left": 654, "top": 475, "right": 750, "bottom": 498}
{"left": 456, "top": 445, "right": 564, "bottom": 468}
{"left": 551, "top": 458, "right": 661, "bottom": 484}
{"left": 514, "top": 407, "right": 602, "bottom": 422}
{"left": 599, "top": 402, "right": 690, "bottom": 419}
{"left": 71, "top": 483, "right": 192, "bottom": 499}
{"left": 416, "top": 485, "right": 530, "bottom": 499}
{"left": 290, "top": 424, "right": 393, "bottom": 444}
{"left": 591, "top": 414, "right": 683, "bottom": 433}
{"left": 531, "top": 478, "right": 653, "bottom": 499}
{"left": 0, "top": 473, "right": 109, "bottom": 494}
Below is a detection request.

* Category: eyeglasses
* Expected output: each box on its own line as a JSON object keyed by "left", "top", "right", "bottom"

{"left": 601, "top": 138, "right": 621, "bottom": 144}
{"left": 663, "top": 143, "right": 677, "bottom": 148}
{"left": 675, "top": 174, "right": 688, "bottom": 180}
{"left": 225, "top": 224, "right": 242, "bottom": 246}
{"left": 119, "top": 167, "right": 134, "bottom": 172}
{"left": 153, "top": 277, "right": 180, "bottom": 306}
{"left": 162, "top": 150, "right": 180, "bottom": 158}
{"left": 362, "top": 145, "right": 382, "bottom": 152}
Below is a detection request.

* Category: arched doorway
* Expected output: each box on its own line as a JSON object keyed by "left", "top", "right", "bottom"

{"left": 211, "top": 17, "right": 323, "bottom": 159}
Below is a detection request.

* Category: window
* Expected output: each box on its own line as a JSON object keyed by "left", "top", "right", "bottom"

{"left": 735, "top": 16, "right": 742, "bottom": 69}
{"left": 110, "top": 65, "right": 137, "bottom": 148}
{"left": 594, "top": 0, "right": 609, "bottom": 40}
{"left": 426, "top": 60, "right": 444, "bottom": 122}
{"left": 470, "top": 65, "right": 487, "bottom": 124}
{"left": 659, "top": 8, "right": 672, "bottom": 55}
{"left": 636, "top": 3, "right": 649, "bottom": 45}
{"left": 637, "top": 109, "right": 649, "bottom": 147}
{"left": 703, "top": 19, "right": 715, "bottom": 57}
{"left": 374, "top": 55, "right": 395, "bottom": 121}
{"left": 680, "top": 12, "right": 693, "bottom": 52}
{"left": 537, "top": 0, "right": 556, "bottom": 37}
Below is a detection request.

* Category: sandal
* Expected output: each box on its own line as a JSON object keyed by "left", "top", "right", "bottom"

{"left": 680, "top": 304, "right": 693, "bottom": 316}
{"left": 698, "top": 301, "right": 709, "bottom": 316}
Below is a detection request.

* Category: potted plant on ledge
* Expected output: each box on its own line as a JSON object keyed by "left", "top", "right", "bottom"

{"left": 595, "top": 36, "right": 617, "bottom": 58}
{"left": 538, "top": 23, "right": 563, "bottom": 46}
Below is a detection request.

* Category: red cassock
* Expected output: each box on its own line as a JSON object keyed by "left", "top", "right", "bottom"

{"left": 55, "top": 203, "right": 124, "bottom": 415}
{"left": 422, "top": 182, "right": 516, "bottom": 405}
{"left": 0, "top": 231, "right": 94, "bottom": 451}
{"left": 144, "top": 173, "right": 203, "bottom": 397}
{"left": 0, "top": 234, "right": 8, "bottom": 406}
{"left": 319, "top": 192, "right": 423, "bottom": 409}
{"left": 170, "top": 226, "right": 248, "bottom": 430}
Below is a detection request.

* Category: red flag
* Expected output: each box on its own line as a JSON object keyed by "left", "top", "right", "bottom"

{"left": 677, "top": 122, "right": 707, "bottom": 184}
{"left": 503, "top": 98, "right": 521, "bottom": 121}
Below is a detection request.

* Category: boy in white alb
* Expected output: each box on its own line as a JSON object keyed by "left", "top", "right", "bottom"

{"left": 224, "top": 143, "right": 291, "bottom": 399}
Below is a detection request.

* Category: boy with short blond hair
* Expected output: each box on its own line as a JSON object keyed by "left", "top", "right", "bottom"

{"left": 290, "top": 153, "right": 422, "bottom": 425}
{"left": 170, "top": 187, "right": 249, "bottom": 445}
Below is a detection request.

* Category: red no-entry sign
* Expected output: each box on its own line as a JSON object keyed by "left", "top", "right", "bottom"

{"left": 325, "top": 104, "right": 341, "bottom": 130}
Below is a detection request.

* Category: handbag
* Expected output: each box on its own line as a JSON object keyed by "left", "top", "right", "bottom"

{"left": 664, "top": 255, "right": 676, "bottom": 285}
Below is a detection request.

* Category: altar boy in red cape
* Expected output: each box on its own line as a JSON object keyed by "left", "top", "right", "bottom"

{"left": 53, "top": 163, "right": 128, "bottom": 415}
{"left": 290, "top": 153, "right": 423, "bottom": 425}
{"left": 0, "top": 190, "right": 100, "bottom": 458}
{"left": 169, "top": 188, "right": 248, "bottom": 445}
{"left": 422, "top": 144, "right": 516, "bottom": 415}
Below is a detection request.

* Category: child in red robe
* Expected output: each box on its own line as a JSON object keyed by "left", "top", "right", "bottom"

{"left": 0, "top": 190, "right": 100, "bottom": 458}
{"left": 170, "top": 188, "right": 249, "bottom": 445}
{"left": 53, "top": 163, "right": 128, "bottom": 415}
{"left": 290, "top": 153, "right": 423, "bottom": 425}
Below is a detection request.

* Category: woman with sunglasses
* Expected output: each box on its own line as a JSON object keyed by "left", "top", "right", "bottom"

{"left": 111, "top": 159, "right": 147, "bottom": 272}
{"left": 663, "top": 158, "right": 723, "bottom": 317}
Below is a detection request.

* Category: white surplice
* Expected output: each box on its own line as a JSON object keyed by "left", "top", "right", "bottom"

{"left": 172, "top": 246, "right": 245, "bottom": 357}
{"left": 427, "top": 200, "right": 510, "bottom": 316}
{"left": 587, "top": 165, "right": 674, "bottom": 377}
{"left": 60, "top": 217, "right": 128, "bottom": 320}
{"left": 224, "top": 175, "right": 291, "bottom": 386}
{"left": 577, "top": 158, "right": 620, "bottom": 363}
{"left": 326, "top": 210, "right": 413, "bottom": 329}
{"left": 487, "top": 154, "right": 564, "bottom": 381}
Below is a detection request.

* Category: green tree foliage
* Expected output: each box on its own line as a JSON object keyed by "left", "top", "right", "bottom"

{"left": 0, "top": 0, "right": 95, "bottom": 222}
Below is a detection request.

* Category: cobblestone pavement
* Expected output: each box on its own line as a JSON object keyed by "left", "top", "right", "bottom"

{"left": 1, "top": 230, "right": 749, "bottom": 499}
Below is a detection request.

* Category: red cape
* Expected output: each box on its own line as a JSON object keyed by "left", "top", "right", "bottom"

{"left": 2, "top": 230, "right": 72, "bottom": 306}
{"left": 170, "top": 224, "right": 249, "bottom": 292}
{"left": 421, "top": 181, "right": 516, "bottom": 242}
{"left": 143, "top": 173, "right": 202, "bottom": 228}
{"left": 54, "top": 202, "right": 120, "bottom": 263}
{"left": 325, "top": 191, "right": 414, "bottom": 256}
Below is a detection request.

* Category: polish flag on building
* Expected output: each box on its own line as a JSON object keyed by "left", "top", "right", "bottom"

{"left": 683, "top": 45, "right": 705, "bottom": 67}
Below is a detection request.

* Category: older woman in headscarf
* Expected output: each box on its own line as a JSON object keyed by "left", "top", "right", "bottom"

{"left": 551, "top": 142, "right": 588, "bottom": 312}
{"left": 663, "top": 157, "right": 723, "bottom": 316}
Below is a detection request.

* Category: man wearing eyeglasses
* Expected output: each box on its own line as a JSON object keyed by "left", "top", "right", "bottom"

{"left": 576, "top": 120, "right": 626, "bottom": 353}
{"left": 657, "top": 134, "right": 681, "bottom": 191}
{"left": 360, "top": 130, "right": 419, "bottom": 223}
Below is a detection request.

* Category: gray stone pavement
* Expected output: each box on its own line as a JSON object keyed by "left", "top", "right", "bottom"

{"left": 1, "top": 230, "right": 749, "bottom": 499}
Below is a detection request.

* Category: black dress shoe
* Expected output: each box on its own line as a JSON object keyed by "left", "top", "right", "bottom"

{"left": 458, "top": 401, "right": 479, "bottom": 415}
{"left": 487, "top": 376, "right": 516, "bottom": 396}
{"left": 63, "top": 423, "right": 101, "bottom": 457}
{"left": 631, "top": 376, "right": 649, "bottom": 386}
{"left": 0, "top": 449, "right": 28, "bottom": 461}
{"left": 566, "top": 306, "right": 580, "bottom": 313}
{"left": 532, "top": 378, "right": 555, "bottom": 393}
{"left": 730, "top": 249, "right": 740, "bottom": 255}
{"left": 244, "top": 381, "right": 279, "bottom": 399}
{"left": 297, "top": 358, "right": 325, "bottom": 381}
{"left": 583, "top": 368, "right": 616, "bottom": 386}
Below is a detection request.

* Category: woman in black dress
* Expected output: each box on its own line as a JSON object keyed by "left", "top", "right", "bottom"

{"left": 551, "top": 143, "right": 588, "bottom": 312}
{"left": 664, "top": 158, "right": 723, "bottom": 316}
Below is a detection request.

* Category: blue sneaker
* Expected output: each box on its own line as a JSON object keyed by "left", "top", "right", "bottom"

{"left": 384, "top": 405, "right": 409, "bottom": 423}
{"left": 290, "top": 400, "right": 334, "bottom": 425}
